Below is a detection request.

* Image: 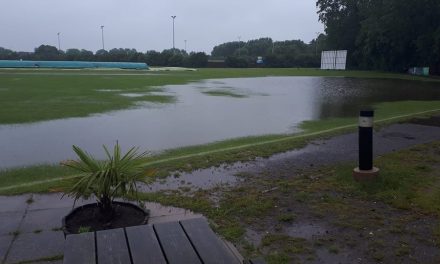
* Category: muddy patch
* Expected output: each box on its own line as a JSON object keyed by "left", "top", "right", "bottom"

{"left": 138, "top": 164, "right": 244, "bottom": 192}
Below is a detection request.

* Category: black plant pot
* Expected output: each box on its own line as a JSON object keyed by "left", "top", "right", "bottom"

{"left": 62, "top": 201, "right": 149, "bottom": 236}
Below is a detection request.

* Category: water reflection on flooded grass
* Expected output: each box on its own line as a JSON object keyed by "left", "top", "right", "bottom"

{"left": 1, "top": 77, "right": 439, "bottom": 168}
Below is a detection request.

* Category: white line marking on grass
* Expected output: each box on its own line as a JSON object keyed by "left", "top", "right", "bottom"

{"left": 1, "top": 108, "right": 439, "bottom": 192}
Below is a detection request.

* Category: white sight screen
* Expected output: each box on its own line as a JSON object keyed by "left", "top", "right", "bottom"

{"left": 321, "top": 50, "right": 347, "bottom": 70}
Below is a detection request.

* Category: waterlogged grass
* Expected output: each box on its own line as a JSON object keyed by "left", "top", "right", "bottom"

{"left": 0, "top": 73, "right": 176, "bottom": 124}
{"left": 135, "top": 186, "right": 275, "bottom": 242}
{"left": 0, "top": 68, "right": 438, "bottom": 124}
{"left": 202, "top": 89, "right": 246, "bottom": 98}
{"left": 1, "top": 100, "right": 440, "bottom": 195}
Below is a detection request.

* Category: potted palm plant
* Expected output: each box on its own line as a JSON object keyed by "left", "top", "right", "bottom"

{"left": 61, "top": 143, "right": 150, "bottom": 235}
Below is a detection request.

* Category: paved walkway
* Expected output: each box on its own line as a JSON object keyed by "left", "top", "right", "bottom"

{"left": 0, "top": 194, "right": 201, "bottom": 264}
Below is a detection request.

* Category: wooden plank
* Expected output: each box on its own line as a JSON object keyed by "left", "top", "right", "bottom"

{"left": 96, "top": 228, "right": 131, "bottom": 264}
{"left": 180, "top": 218, "right": 241, "bottom": 264}
{"left": 154, "top": 221, "right": 202, "bottom": 264}
{"left": 126, "top": 225, "right": 166, "bottom": 264}
{"left": 63, "top": 232, "right": 96, "bottom": 264}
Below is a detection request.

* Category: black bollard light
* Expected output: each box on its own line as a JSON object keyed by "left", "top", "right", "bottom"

{"left": 353, "top": 110, "right": 379, "bottom": 181}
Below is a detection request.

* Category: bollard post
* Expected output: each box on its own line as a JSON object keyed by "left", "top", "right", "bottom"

{"left": 353, "top": 110, "right": 379, "bottom": 181}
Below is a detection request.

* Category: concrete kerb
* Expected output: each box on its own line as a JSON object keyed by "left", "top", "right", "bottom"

{"left": 1, "top": 108, "right": 439, "bottom": 192}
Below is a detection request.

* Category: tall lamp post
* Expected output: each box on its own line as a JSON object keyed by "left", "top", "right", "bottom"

{"left": 171, "top": 16, "right": 176, "bottom": 51}
{"left": 57, "top": 32, "right": 61, "bottom": 51}
{"left": 100, "top": 25, "right": 105, "bottom": 50}
{"left": 184, "top": 40, "right": 187, "bottom": 53}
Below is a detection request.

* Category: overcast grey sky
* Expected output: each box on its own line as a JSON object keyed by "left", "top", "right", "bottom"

{"left": 0, "top": 0, "right": 324, "bottom": 54}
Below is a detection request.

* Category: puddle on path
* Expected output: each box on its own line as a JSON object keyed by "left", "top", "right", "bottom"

{"left": 287, "top": 222, "right": 328, "bottom": 239}
{"left": 137, "top": 163, "right": 246, "bottom": 192}
{"left": 244, "top": 228, "right": 266, "bottom": 247}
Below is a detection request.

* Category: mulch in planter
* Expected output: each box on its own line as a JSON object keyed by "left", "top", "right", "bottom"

{"left": 64, "top": 202, "right": 148, "bottom": 234}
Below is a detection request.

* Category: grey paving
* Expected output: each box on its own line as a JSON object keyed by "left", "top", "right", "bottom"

{"left": 5, "top": 231, "right": 64, "bottom": 264}
{"left": 0, "top": 235, "right": 13, "bottom": 263}
{"left": 20, "top": 208, "right": 71, "bottom": 233}
{"left": 0, "top": 212, "right": 23, "bottom": 236}
{"left": 0, "top": 195, "right": 30, "bottom": 213}
{"left": 28, "top": 193, "right": 92, "bottom": 211}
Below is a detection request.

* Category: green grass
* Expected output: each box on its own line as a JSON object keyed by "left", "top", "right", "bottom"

{"left": 330, "top": 141, "right": 440, "bottom": 215}
{"left": 0, "top": 68, "right": 437, "bottom": 124}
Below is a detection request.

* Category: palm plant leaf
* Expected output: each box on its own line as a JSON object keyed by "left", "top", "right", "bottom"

{"left": 62, "top": 142, "right": 149, "bottom": 214}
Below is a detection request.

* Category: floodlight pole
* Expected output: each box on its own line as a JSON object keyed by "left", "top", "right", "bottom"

{"left": 101, "top": 25, "right": 105, "bottom": 50}
{"left": 184, "top": 40, "right": 187, "bottom": 53}
{"left": 57, "top": 32, "right": 61, "bottom": 51}
{"left": 171, "top": 16, "right": 176, "bottom": 51}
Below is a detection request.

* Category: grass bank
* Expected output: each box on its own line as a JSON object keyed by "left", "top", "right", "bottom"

{"left": 0, "top": 68, "right": 437, "bottom": 124}
{"left": 1, "top": 100, "right": 439, "bottom": 195}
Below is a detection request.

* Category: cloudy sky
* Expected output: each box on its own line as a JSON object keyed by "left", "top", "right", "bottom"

{"left": 0, "top": 0, "right": 324, "bottom": 54}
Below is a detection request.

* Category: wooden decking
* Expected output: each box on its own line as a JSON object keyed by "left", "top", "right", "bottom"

{"left": 63, "top": 217, "right": 243, "bottom": 264}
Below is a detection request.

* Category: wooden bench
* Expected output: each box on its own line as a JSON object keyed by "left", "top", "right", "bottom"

{"left": 63, "top": 217, "right": 244, "bottom": 264}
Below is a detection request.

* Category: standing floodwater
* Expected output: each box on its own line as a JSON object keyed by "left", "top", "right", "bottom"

{"left": 0, "top": 76, "right": 439, "bottom": 168}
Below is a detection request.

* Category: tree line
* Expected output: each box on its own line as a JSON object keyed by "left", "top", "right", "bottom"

{"left": 0, "top": 39, "right": 323, "bottom": 68}
{"left": 211, "top": 37, "right": 324, "bottom": 68}
{"left": 0, "top": 45, "right": 209, "bottom": 68}
{"left": 316, "top": 0, "right": 440, "bottom": 73}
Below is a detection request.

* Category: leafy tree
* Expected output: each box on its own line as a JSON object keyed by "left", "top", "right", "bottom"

{"left": 65, "top": 49, "right": 81, "bottom": 60}
{"left": 225, "top": 56, "right": 248, "bottom": 68}
{"left": 79, "top": 49, "right": 94, "bottom": 61}
{"left": 34, "top": 45, "right": 61, "bottom": 60}
{"left": 145, "top": 50, "right": 164, "bottom": 66}
{"left": 211, "top": 41, "right": 242, "bottom": 58}
{"left": 0, "top": 47, "right": 18, "bottom": 60}
{"left": 317, "top": 0, "right": 440, "bottom": 72}
{"left": 185, "top": 52, "right": 208, "bottom": 67}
